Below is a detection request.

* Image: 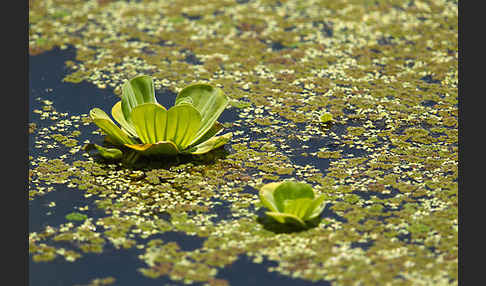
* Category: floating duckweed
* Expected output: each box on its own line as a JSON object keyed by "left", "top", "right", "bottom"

{"left": 29, "top": 0, "right": 457, "bottom": 284}
{"left": 73, "top": 277, "right": 116, "bottom": 286}
{"left": 65, "top": 212, "right": 88, "bottom": 222}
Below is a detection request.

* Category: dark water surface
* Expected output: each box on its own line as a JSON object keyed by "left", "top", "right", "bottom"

{"left": 29, "top": 47, "right": 180, "bottom": 286}
{"left": 29, "top": 47, "right": 328, "bottom": 286}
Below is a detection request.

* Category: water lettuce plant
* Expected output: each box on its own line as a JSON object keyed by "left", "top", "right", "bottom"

{"left": 319, "top": 112, "right": 333, "bottom": 123}
{"left": 259, "top": 181, "right": 327, "bottom": 227}
{"left": 89, "top": 75, "right": 232, "bottom": 159}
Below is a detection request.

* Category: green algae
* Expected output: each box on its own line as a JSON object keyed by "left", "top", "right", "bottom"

{"left": 29, "top": 0, "right": 457, "bottom": 285}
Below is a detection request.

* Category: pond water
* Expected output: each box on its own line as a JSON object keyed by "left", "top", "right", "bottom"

{"left": 29, "top": 47, "right": 326, "bottom": 286}
{"left": 29, "top": 1, "right": 457, "bottom": 285}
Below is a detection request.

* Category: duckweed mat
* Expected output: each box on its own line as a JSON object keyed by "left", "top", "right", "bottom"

{"left": 29, "top": 0, "right": 458, "bottom": 285}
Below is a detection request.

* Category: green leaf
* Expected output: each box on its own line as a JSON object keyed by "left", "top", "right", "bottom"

{"left": 121, "top": 75, "right": 157, "bottom": 123}
{"left": 131, "top": 103, "right": 202, "bottom": 149}
{"left": 130, "top": 103, "right": 168, "bottom": 144}
{"left": 90, "top": 108, "right": 137, "bottom": 145}
{"left": 273, "top": 181, "right": 315, "bottom": 212}
{"left": 176, "top": 84, "right": 229, "bottom": 146}
{"left": 166, "top": 104, "right": 203, "bottom": 149}
{"left": 259, "top": 182, "right": 282, "bottom": 213}
{"left": 265, "top": 212, "right": 306, "bottom": 227}
{"left": 125, "top": 141, "right": 179, "bottom": 156}
{"left": 283, "top": 198, "right": 314, "bottom": 219}
{"left": 304, "top": 195, "right": 327, "bottom": 220}
{"left": 111, "top": 101, "right": 137, "bottom": 137}
{"left": 187, "top": 121, "right": 224, "bottom": 148}
{"left": 186, "top": 132, "right": 231, "bottom": 155}
{"left": 93, "top": 144, "right": 123, "bottom": 160}
{"left": 123, "top": 150, "right": 142, "bottom": 165}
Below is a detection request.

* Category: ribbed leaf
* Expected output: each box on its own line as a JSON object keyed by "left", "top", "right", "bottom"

{"left": 283, "top": 198, "right": 314, "bottom": 219}
{"left": 176, "top": 84, "right": 229, "bottom": 146}
{"left": 186, "top": 133, "right": 231, "bottom": 155}
{"left": 125, "top": 141, "right": 179, "bottom": 156}
{"left": 111, "top": 101, "right": 137, "bottom": 137}
{"left": 304, "top": 195, "right": 327, "bottom": 220}
{"left": 259, "top": 182, "right": 282, "bottom": 213}
{"left": 265, "top": 212, "right": 306, "bottom": 227}
{"left": 131, "top": 103, "right": 168, "bottom": 144}
{"left": 123, "top": 150, "right": 141, "bottom": 165}
{"left": 166, "top": 104, "right": 202, "bottom": 150}
{"left": 121, "top": 75, "right": 157, "bottom": 123}
{"left": 188, "top": 121, "right": 224, "bottom": 148}
{"left": 273, "top": 181, "right": 315, "bottom": 213}
{"left": 90, "top": 108, "right": 137, "bottom": 145}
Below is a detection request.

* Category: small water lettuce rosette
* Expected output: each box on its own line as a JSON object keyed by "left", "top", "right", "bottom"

{"left": 259, "top": 181, "right": 327, "bottom": 228}
{"left": 89, "top": 75, "right": 232, "bottom": 159}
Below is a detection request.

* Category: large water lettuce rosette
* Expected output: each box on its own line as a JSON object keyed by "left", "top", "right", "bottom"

{"left": 89, "top": 75, "right": 232, "bottom": 159}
